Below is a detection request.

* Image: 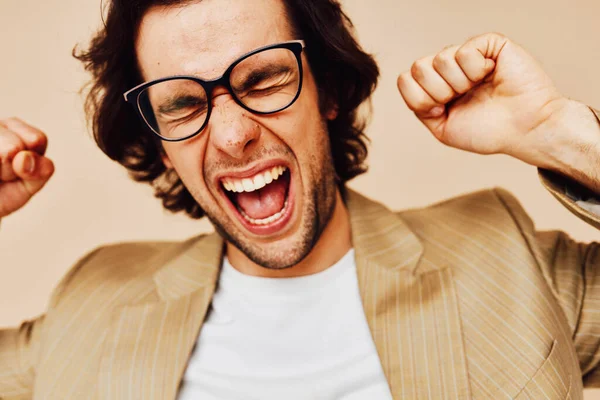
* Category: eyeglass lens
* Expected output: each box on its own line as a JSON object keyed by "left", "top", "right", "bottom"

{"left": 136, "top": 47, "right": 301, "bottom": 140}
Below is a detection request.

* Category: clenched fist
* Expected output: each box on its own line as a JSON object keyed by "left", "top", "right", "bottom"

{"left": 0, "top": 118, "right": 54, "bottom": 218}
{"left": 397, "top": 32, "right": 569, "bottom": 166}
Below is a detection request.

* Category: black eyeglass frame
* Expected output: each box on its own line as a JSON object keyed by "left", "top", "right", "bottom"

{"left": 123, "top": 40, "right": 306, "bottom": 142}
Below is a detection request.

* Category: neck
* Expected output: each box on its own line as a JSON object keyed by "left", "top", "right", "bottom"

{"left": 226, "top": 189, "right": 352, "bottom": 278}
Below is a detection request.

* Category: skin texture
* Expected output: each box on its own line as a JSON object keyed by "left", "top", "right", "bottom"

{"left": 1, "top": 5, "right": 599, "bottom": 278}
{"left": 136, "top": 0, "right": 348, "bottom": 277}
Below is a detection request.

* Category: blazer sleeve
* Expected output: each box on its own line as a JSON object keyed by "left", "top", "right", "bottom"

{"left": 0, "top": 248, "right": 101, "bottom": 399}
{"left": 495, "top": 188, "right": 600, "bottom": 388}
{"left": 538, "top": 106, "right": 600, "bottom": 229}
{"left": 519, "top": 106, "right": 600, "bottom": 386}
{"left": 0, "top": 317, "right": 46, "bottom": 399}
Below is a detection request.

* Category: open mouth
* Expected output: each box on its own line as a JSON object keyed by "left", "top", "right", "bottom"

{"left": 220, "top": 164, "right": 294, "bottom": 235}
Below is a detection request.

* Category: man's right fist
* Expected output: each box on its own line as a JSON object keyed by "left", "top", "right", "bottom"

{"left": 0, "top": 118, "right": 54, "bottom": 219}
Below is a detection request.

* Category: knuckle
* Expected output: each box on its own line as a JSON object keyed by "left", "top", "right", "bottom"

{"left": 397, "top": 72, "right": 411, "bottom": 88}
{"left": 410, "top": 60, "right": 428, "bottom": 79}
{"left": 0, "top": 140, "right": 25, "bottom": 160}
{"left": 30, "top": 132, "right": 47, "bottom": 147}
{"left": 455, "top": 47, "right": 469, "bottom": 63}
{"left": 3, "top": 118, "right": 47, "bottom": 148}
{"left": 410, "top": 67, "right": 424, "bottom": 82}
{"left": 432, "top": 52, "right": 453, "bottom": 70}
{"left": 1, "top": 146, "right": 23, "bottom": 160}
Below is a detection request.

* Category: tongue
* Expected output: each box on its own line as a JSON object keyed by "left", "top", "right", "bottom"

{"left": 235, "top": 176, "right": 287, "bottom": 220}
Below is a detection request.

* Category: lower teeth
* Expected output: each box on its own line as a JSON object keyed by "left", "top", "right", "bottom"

{"left": 239, "top": 199, "right": 289, "bottom": 226}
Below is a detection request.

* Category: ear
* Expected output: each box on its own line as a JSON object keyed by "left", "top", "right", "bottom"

{"left": 325, "top": 104, "right": 339, "bottom": 121}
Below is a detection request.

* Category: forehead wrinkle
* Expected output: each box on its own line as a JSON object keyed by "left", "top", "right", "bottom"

{"left": 177, "top": 18, "right": 290, "bottom": 79}
{"left": 137, "top": 0, "right": 294, "bottom": 81}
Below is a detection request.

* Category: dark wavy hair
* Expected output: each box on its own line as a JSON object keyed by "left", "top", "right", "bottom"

{"left": 74, "top": 0, "right": 379, "bottom": 219}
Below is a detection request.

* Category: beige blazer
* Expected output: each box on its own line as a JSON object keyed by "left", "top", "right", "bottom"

{"left": 1, "top": 108, "right": 599, "bottom": 400}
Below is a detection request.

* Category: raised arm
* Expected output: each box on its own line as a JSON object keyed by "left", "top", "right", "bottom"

{"left": 0, "top": 118, "right": 55, "bottom": 398}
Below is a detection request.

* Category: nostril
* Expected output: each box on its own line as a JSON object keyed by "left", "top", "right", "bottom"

{"left": 243, "top": 138, "right": 256, "bottom": 153}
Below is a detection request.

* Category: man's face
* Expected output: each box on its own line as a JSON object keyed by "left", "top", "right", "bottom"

{"left": 136, "top": 0, "right": 338, "bottom": 269}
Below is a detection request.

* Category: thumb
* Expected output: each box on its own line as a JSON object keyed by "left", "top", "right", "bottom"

{"left": 12, "top": 151, "right": 55, "bottom": 194}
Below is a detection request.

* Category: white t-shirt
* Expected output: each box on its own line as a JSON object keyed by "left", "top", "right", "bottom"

{"left": 178, "top": 249, "right": 393, "bottom": 399}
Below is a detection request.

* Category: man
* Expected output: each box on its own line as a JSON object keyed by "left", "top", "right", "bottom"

{"left": 0, "top": 0, "right": 599, "bottom": 398}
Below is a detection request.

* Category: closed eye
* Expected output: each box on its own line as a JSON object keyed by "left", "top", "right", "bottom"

{"left": 158, "top": 95, "right": 207, "bottom": 115}
{"left": 234, "top": 65, "right": 294, "bottom": 94}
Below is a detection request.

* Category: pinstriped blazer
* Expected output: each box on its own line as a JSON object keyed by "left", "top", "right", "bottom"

{"left": 1, "top": 184, "right": 600, "bottom": 399}
{"left": 1, "top": 105, "right": 600, "bottom": 399}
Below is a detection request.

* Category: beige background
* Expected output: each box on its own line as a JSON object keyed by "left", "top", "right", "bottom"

{"left": 1, "top": 0, "right": 599, "bottom": 396}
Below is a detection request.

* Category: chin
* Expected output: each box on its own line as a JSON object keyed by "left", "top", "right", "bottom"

{"left": 217, "top": 203, "right": 319, "bottom": 270}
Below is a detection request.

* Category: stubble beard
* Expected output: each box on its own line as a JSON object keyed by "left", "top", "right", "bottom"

{"left": 196, "top": 123, "right": 338, "bottom": 270}
{"left": 210, "top": 150, "right": 338, "bottom": 270}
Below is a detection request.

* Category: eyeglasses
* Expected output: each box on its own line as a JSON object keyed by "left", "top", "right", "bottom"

{"left": 123, "top": 40, "right": 306, "bottom": 142}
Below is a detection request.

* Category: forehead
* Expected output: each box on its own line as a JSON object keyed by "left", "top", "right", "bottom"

{"left": 136, "top": 0, "right": 294, "bottom": 81}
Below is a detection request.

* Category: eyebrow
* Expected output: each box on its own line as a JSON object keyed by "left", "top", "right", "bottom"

{"left": 158, "top": 95, "right": 206, "bottom": 114}
{"left": 236, "top": 64, "right": 293, "bottom": 93}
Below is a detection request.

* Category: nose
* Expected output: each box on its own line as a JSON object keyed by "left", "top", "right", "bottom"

{"left": 208, "top": 91, "right": 261, "bottom": 160}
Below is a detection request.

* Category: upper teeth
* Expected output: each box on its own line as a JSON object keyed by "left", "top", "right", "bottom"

{"left": 222, "top": 166, "right": 287, "bottom": 193}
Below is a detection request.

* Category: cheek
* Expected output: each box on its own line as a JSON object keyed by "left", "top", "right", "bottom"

{"left": 283, "top": 93, "right": 325, "bottom": 150}
{"left": 280, "top": 83, "right": 331, "bottom": 170}
{"left": 163, "top": 140, "right": 209, "bottom": 188}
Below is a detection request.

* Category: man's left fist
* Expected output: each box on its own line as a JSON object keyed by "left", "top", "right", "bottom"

{"left": 397, "top": 32, "right": 567, "bottom": 161}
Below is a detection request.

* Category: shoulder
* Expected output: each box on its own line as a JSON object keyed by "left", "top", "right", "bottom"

{"left": 47, "top": 235, "right": 208, "bottom": 309}
{"left": 398, "top": 187, "right": 536, "bottom": 247}
{"left": 400, "top": 187, "right": 531, "bottom": 225}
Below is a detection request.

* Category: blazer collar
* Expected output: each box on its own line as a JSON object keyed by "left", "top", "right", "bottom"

{"left": 346, "top": 189, "right": 424, "bottom": 274}
{"left": 153, "top": 231, "right": 224, "bottom": 301}
{"left": 151, "top": 188, "right": 427, "bottom": 302}
{"left": 347, "top": 190, "right": 470, "bottom": 399}
{"left": 100, "top": 189, "right": 467, "bottom": 399}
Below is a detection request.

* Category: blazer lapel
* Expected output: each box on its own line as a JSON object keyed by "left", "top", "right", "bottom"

{"left": 97, "top": 232, "right": 224, "bottom": 400}
{"left": 347, "top": 190, "right": 471, "bottom": 399}
{"left": 96, "top": 192, "right": 470, "bottom": 399}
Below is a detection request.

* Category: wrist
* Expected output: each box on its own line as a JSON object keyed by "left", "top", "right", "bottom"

{"left": 534, "top": 99, "right": 600, "bottom": 189}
